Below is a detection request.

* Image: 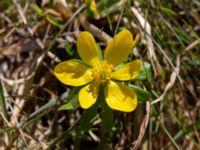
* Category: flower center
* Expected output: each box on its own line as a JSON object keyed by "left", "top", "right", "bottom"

{"left": 92, "top": 61, "right": 113, "bottom": 84}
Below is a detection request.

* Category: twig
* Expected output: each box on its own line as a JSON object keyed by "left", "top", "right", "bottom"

{"left": 12, "top": 0, "right": 44, "bottom": 49}
{"left": 132, "top": 10, "right": 183, "bottom": 86}
{"left": 151, "top": 56, "right": 181, "bottom": 105}
{"left": 159, "top": 13, "right": 186, "bottom": 48}
{"left": 131, "top": 7, "right": 159, "bottom": 76}
{"left": 0, "top": 112, "right": 12, "bottom": 127}
{"left": 1, "top": 82, "right": 12, "bottom": 146}
{"left": 42, "top": 23, "right": 51, "bottom": 44}
{"left": 89, "top": 130, "right": 100, "bottom": 142}
{"left": 8, "top": 104, "right": 29, "bottom": 148}
{"left": 12, "top": 0, "right": 27, "bottom": 24}
{"left": 47, "top": 4, "right": 85, "bottom": 51}
{"left": 131, "top": 101, "right": 150, "bottom": 150}
{"left": 48, "top": 116, "right": 82, "bottom": 149}
{"left": 185, "top": 39, "right": 200, "bottom": 51}
{"left": 79, "top": 15, "right": 112, "bottom": 43}
{"left": 2, "top": 82, "right": 29, "bottom": 148}
{"left": 23, "top": 3, "right": 86, "bottom": 85}
{"left": 114, "top": 0, "right": 125, "bottom": 36}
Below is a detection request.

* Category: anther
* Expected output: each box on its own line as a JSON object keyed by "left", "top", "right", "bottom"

{"left": 92, "top": 61, "right": 113, "bottom": 84}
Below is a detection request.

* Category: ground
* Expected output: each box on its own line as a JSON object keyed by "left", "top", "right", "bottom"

{"left": 0, "top": 0, "right": 200, "bottom": 149}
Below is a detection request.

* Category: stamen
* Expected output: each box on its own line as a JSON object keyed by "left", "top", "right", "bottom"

{"left": 92, "top": 61, "right": 113, "bottom": 84}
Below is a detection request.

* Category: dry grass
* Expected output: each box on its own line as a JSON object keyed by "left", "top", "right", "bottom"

{"left": 0, "top": 0, "right": 200, "bottom": 149}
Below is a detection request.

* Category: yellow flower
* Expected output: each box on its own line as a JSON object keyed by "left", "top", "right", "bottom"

{"left": 54, "top": 30, "right": 142, "bottom": 112}
{"left": 85, "top": 0, "right": 97, "bottom": 15}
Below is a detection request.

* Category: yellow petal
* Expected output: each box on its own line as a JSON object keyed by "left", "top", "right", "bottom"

{"left": 79, "top": 81, "right": 99, "bottom": 109}
{"left": 85, "top": 0, "right": 97, "bottom": 15}
{"left": 77, "top": 31, "right": 100, "bottom": 66}
{"left": 104, "top": 81, "right": 137, "bottom": 112}
{"left": 54, "top": 61, "right": 93, "bottom": 86}
{"left": 104, "top": 29, "right": 134, "bottom": 67}
{"left": 111, "top": 59, "right": 142, "bottom": 81}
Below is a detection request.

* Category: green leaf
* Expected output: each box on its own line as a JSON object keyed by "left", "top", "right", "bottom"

{"left": 0, "top": 81, "right": 12, "bottom": 143}
{"left": 58, "top": 95, "right": 79, "bottom": 110}
{"left": 64, "top": 43, "right": 74, "bottom": 56}
{"left": 34, "top": 4, "right": 63, "bottom": 29}
{"left": 99, "top": 87, "right": 114, "bottom": 132}
{"left": 34, "top": 4, "right": 44, "bottom": 16}
{"left": 0, "top": 127, "right": 14, "bottom": 134}
{"left": 129, "top": 85, "right": 150, "bottom": 103}
{"left": 58, "top": 88, "right": 80, "bottom": 111}
{"left": 161, "top": 123, "right": 180, "bottom": 150}
{"left": 22, "top": 99, "right": 56, "bottom": 129}
{"left": 101, "top": 102, "right": 114, "bottom": 132}
{"left": 46, "top": 15, "right": 63, "bottom": 29}
{"left": 160, "top": 6, "right": 177, "bottom": 16}
{"left": 136, "top": 61, "right": 151, "bottom": 81}
{"left": 99, "top": 0, "right": 119, "bottom": 11}
{"left": 97, "top": 44, "right": 103, "bottom": 61}
{"left": 80, "top": 102, "right": 98, "bottom": 131}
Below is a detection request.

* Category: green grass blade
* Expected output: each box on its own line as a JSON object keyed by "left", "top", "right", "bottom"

{"left": 0, "top": 81, "right": 8, "bottom": 119}
{"left": 161, "top": 123, "right": 180, "bottom": 150}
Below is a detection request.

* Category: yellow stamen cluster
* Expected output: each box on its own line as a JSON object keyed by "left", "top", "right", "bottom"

{"left": 92, "top": 61, "right": 113, "bottom": 84}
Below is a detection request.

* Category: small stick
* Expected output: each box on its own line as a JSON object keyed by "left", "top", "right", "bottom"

{"left": 79, "top": 15, "right": 112, "bottom": 43}
{"left": 131, "top": 101, "right": 150, "bottom": 150}
{"left": 151, "top": 56, "right": 181, "bottom": 105}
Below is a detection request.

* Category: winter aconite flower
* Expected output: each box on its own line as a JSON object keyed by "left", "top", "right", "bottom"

{"left": 54, "top": 30, "right": 142, "bottom": 112}
{"left": 85, "top": 0, "right": 97, "bottom": 15}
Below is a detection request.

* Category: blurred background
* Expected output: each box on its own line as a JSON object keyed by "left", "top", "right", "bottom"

{"left": 0, "top": 0, "right": 200, "bottom": 149}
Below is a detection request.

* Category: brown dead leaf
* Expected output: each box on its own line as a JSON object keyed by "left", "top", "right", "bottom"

{"left": 53, "top": 0, "right": 72, "bottom": 19}
{"left": 0, "top": 39, "right": 41, "bottom": 56}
